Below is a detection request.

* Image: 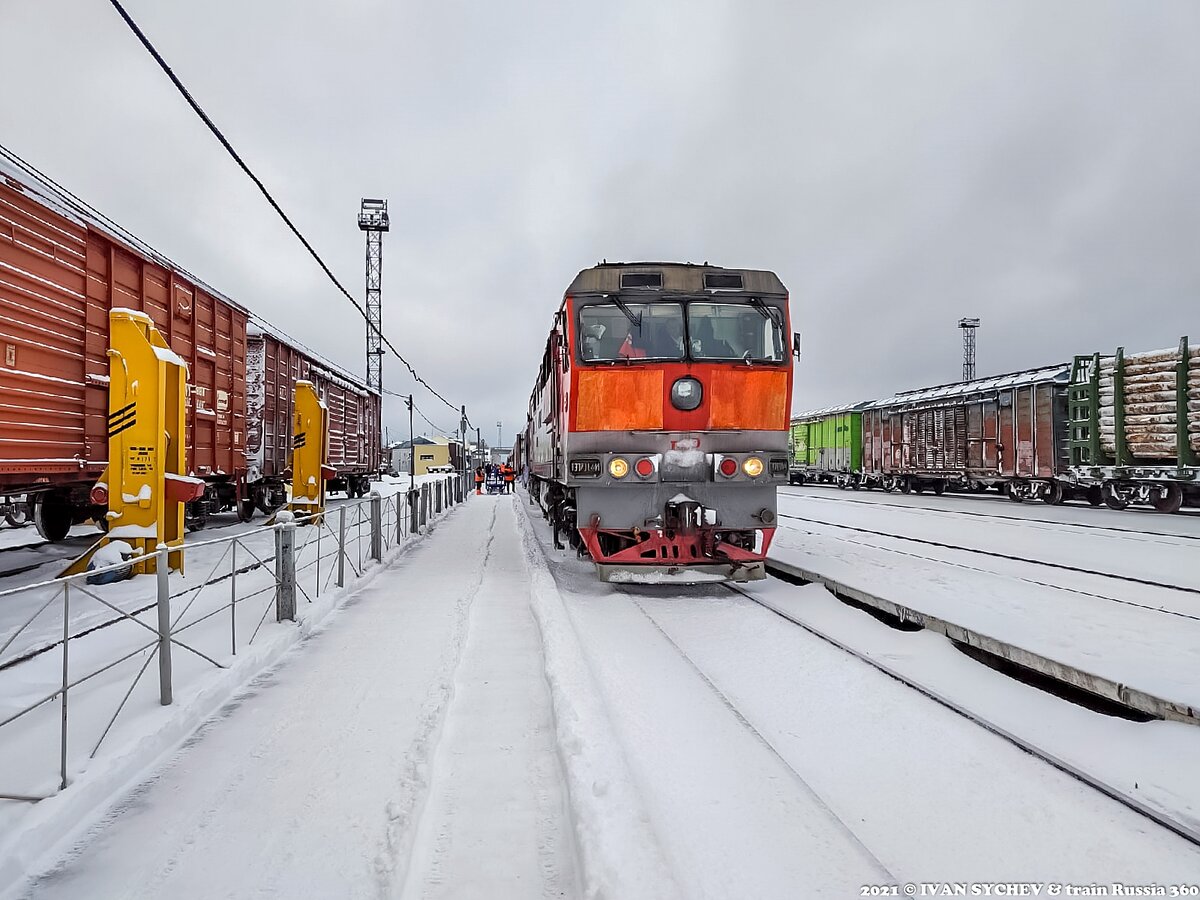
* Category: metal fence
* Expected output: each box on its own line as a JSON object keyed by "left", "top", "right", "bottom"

{"left": 0, "top": 475, "right": 467, "bottom": 802}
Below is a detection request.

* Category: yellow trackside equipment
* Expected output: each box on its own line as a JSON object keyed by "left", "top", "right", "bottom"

{"left": 288, "top": 380, "right": 329, "bottom": 523}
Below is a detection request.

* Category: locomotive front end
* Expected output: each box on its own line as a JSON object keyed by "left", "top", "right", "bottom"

{"left": 545, "top": 264, "right": 792, "bottom": 583}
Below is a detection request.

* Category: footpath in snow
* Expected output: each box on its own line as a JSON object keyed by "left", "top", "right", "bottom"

{"left": 15, "top": 495, "right": 580, "bottom": 900}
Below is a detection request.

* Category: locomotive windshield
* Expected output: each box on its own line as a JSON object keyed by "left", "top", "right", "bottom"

{"left": 578, "top": 299, "right": 785, "bottom": 363}
{"left": 579, "top": 302, "right": 685, "bottom": 361}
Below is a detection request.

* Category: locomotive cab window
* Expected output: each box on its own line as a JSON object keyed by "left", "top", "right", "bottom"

{"left": 688, "top": 302, "right": 785, "bottom": 363}
{"left": 579, "top": 301, "right": 685, "bottom": 361}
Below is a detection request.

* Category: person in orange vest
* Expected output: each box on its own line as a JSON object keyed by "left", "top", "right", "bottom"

{"left": 474, "top": 465, "right": 485, "bottom": 495}
{"left": 503, "top": 463, "right": 515, "bottom": 493}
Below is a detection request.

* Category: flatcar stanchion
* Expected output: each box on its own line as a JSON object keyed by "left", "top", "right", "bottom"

{"left": 288, "top": 381, "right": 331, "bottom": 523}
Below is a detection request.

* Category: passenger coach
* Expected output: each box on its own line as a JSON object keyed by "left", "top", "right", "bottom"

{"left": 526, "top": 263, "right": 795, "bottom": 582}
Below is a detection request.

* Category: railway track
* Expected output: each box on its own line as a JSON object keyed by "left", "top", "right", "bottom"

{"left": 723, "top": 579, "right": 1200, "bottom": 848}
{"left": 778, "top": 486, "right": 1200, "bottom": 541}
{"left": 776, "top": 512, "right": 1200, "bottom": 604}
{"left": 622, "top": 580, "right": 1200, "bottom": 851}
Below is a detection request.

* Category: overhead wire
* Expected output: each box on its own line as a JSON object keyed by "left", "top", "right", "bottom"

{"left": 104, "top": 0, "right": 472, "bottom": 428}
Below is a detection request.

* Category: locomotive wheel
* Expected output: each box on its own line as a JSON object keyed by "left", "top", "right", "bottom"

{"left": 1151, "top": 483, "right": 1184, "bottom": 514}
{"left": 33, "top": 492, "right": 73, "bottom": 542}
{"left": 1041, "top": 482, "right": 1064, "bottom": 505}
{"left": 1101, "top": 483, "right": 1129, "bottom": 511}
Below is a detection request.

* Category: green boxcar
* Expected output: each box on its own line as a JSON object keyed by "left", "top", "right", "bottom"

{"left": 788, "top": 403, "right": 869, "bottom": 486}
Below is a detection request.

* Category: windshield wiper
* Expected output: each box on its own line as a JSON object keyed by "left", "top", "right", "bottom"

{"left": 748, "top": 297, "right": 783, "bottom": 330}
{"left": 611, "top": 297, "right": 642, "bottom": 328}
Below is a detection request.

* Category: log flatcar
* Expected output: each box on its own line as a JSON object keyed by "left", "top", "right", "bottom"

{"left": 0, "top": 147, "right": 379, "bottom": 541}
{"left": 526, "top": 262, "right": 794, "bottom": 582}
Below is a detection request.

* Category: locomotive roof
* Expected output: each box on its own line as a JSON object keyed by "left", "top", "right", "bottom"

{"left": 0, "top": 143, "right": 377, "bottom": 398}
{"left": 567, "top": 262, "right": 787, "bottom": 296}
{"left": 868, "top": 363, "right": 1070, "bottom": 409}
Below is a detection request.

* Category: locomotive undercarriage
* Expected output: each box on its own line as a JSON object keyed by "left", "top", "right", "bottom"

{"left": 530, "top": 476, "right": 774, "bottom": 583}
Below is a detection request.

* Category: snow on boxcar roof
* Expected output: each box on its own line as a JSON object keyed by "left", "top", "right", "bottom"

{"left": 868, "top": 363, "right": 1070, "bottom": 409}
{"left": 790, "top": 400, "right": 876, "bottom": 424}
{"left": 1, "top": 142, "right": 376, "bottom": 397}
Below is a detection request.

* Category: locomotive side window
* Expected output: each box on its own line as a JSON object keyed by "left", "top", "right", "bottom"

{"left": 689, "top": 302, "right": 785, "bottom": 363}
{"left": 579, "top": 302, "right": 685, "bottom": 361}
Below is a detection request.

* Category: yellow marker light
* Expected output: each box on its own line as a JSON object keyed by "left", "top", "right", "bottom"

{"left": 742, "top": 456, "right": 764, "bottom": 477}
{"left": 609, "top": 457, "right": 630, "bottom": 478}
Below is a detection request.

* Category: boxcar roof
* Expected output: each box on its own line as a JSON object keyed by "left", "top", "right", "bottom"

{"left": 567, "top": 262, "right": 787, "bottom": 296}
{"left": 868, "top": 363, "right": 1069, "bottom": 409}
{"left": 1, "top": 144, "right": 376, "bottom": 397}
{"left": 790, "top": 400, "right": 875, "bottom": 423}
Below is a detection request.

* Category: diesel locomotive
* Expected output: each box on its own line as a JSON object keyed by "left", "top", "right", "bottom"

{"left": 526, "top": 263, "right": 795, "bottom": 582}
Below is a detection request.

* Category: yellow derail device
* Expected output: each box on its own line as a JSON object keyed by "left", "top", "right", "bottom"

{"left": 287, "top": 380, "right": 331, "bottom": 523}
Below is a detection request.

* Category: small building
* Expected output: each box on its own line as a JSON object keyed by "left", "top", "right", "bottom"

{"left": 387, "top": 435, "right": 462, "bottom": 476}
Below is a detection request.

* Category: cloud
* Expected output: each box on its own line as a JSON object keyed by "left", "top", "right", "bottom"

{"left": 2, "top": 0, "right": 1197, "bottom": 432}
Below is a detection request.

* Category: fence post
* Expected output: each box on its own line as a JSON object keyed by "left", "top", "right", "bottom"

{"left": 421, "top": 485, "right": 429, "bottom": 528}
{"left": 435, "top": 482, "right": 442, "bottom": 514}
{"left": 156, "top": 544, "right": 173, "bottom": 706}
{"left": 276, "top": 522, "right": 296, "bottom": 622}
{"left": 60, "top": 582, "right": 70, "bottom": 791}
{"left": 395, "top": 495, "right": 404, "bottom": 543}
{"left": 410, "top": 489, "right": 419, "bottom": 534}
{"left": 370, "top": 491, "right": 382, "bottom": 562}
{"left": 337, "top": 504, "right": 347, "bottom": 588}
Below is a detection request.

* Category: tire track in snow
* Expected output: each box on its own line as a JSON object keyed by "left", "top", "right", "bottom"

{"left": 372, "top": 502, "right": 498, "bottom": 899}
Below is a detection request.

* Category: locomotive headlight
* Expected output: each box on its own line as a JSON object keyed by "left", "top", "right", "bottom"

{"left": 742, "top": 456, "right": 764, "bottom": 477}
{"left": 609, "top": 457, "right": 630, "bottom": 479}
{"left": 670, "top": 376, "right": 703, "bottom": 411}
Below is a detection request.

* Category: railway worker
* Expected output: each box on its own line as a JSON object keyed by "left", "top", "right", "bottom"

{"left": 474, "top": 465, "right": 485, "bottom": 495}
{"left": 503, "top": 463, "right": 515, "bottom": 493}
{"left": 617, "top": 322, "right": 648, "bottom": 359}
{"left": 692, "top": 317, "right": 735, "bottom": 358}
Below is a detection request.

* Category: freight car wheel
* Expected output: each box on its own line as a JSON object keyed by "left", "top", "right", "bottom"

{"left": 1151, "top": 483, "right": 1184, "bottom": 514}
{"left": 932, "top": 481, "right": 945, "bottom": 496}
{"left": 899, "top": 479, "right": 912, "bottom": 494}
{"left": 1041, "top": 482, "right": 1064, "bottom": 505}
{"left": 1086, "top": 486, "right": 1103, "bottom": 507}
{"left": 1005, "top": 483, "right": 1024, "bottom": 504}
{"left": 237, "top": 498, "right": 256, "bottom": 522}
{"left": 1101, "top": 483, "right": 1129, "bottom": 511}
{"left": 33, "top": 492, "right": 72, "bottom": 543}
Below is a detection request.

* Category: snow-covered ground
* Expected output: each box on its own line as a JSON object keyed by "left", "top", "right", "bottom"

{"left": 5, "top": 485, "right": 1199, "bottom": 898}
{"left": 773, "top": 487, "right": 1200, "bottom": 709}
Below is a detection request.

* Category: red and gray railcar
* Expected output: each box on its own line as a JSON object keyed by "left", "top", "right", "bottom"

{"left": 526, "top": 262, "right": 794, "bottom": 583}
{"left": 0, "top": 148, "right": 379, "bottom": 541}
{"left": 861, "top": 364, "right": 1094, "bottom": 504}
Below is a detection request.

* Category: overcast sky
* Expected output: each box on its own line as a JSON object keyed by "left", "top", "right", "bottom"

{"left": 3, "top": 0, "right": 1198, "bottom": 443}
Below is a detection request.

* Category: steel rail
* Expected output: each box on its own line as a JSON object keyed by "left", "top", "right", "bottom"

{"left": 777, "top": 512, "right": 1200, "bottom": 596}
{"left": 723, "top": 579, "right": 1200, "bottom": 849}
{"left": 777, "top": 486, "right": 1200, "bottom": 541}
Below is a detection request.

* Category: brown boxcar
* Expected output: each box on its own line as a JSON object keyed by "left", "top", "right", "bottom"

{"left": 861, "top": 364, "right": 1079, "bottom": 502}
{"left": 0, "top": 147, "right": 380, "bottom": 538}
{"left": 246, "top": 324, "right": 380, "bottom": 498}
{"left": 1, "top": 151, "right": 251, "bottom": 537}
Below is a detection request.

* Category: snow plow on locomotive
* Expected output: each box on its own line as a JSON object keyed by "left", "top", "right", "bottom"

{"left": 526, "top": 263, "right": 795, "bottom": 583}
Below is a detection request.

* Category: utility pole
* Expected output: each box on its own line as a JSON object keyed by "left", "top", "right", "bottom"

{"left": 406, "top": 394, "right": 414, "bottom": 492}
{"left": 959, "top": 318, "right": 980, "bottom": 381}
{"left": 358, "top": 199, "right": 389, "bottom": 394}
